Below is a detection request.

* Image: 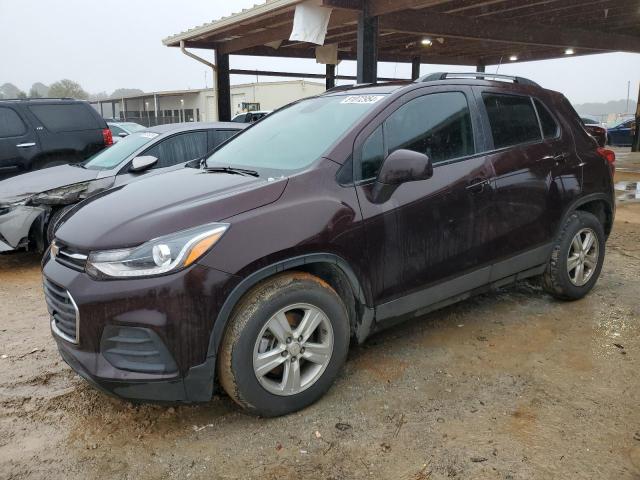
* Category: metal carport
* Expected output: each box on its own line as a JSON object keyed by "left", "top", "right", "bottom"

{"left": 163, "top": 0, "right": 640, "bottom": 148}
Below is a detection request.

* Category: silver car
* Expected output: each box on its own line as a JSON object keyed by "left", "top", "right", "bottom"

{"left": 0, "top": 122, "right": 246, "bottom": 253}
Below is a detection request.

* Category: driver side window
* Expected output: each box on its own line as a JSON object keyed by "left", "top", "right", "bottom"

{"left": 356, "top": 91, "right": 475, "bottom": 182}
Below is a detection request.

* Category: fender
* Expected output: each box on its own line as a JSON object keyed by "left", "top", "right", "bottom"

{"left": 555, "top": 192, "right": 614, "bottom": 238}
{"left": 182, "top": 253, "right": 371, "bottom": 402}
{"left": 206, "top": 252, "right": 370, "bottom": 359}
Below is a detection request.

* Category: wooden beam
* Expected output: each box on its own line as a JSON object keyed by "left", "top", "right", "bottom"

{"left": 217, "top": 9, "right": 358, "bottom": 55}
{"left": 370, "top": 0, "right": 454, "bottom": 17}
{"left": 321, "top": 0, "right": 363, "bottom": 9}
{"left": 378, "top": 10, "right": 640, "bottom": 53}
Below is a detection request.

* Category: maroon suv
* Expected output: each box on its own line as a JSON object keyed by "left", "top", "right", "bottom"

{"left": 42, "top": 73, "right": 616, "bottom": 417}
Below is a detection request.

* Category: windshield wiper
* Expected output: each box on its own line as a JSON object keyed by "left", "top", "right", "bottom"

{"left": 203, "top": 166, "right": 260, "bottom": 177}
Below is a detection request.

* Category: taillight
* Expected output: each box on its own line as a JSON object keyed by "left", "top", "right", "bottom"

{"left": 102, "top": 128, "right": 113, "bottom": 146}
{"left": 597, "top": 147, "right": 615, "bottom": 175}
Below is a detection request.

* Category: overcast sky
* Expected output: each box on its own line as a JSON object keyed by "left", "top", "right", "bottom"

{"left": 0, "top": 0, "right": 638, "bottom": 106}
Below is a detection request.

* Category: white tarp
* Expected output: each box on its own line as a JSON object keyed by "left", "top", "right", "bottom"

{"left": 315, "top": 43, "right": 338, "bottom": 64}
{"left": 289, "top": 0, "right": 332, "bottom": 46}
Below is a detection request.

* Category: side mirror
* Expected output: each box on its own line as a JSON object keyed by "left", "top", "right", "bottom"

{"left": 129, "top": 155, "right": 158, "bottom": 173}
{"left": 370, "top": 149, "right": 433, "bottom": 203}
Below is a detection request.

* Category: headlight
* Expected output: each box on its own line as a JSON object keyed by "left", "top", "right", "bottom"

{"left": 86, "top": 223, "right": 229, "bottom": 279}
{"left": 30, "top": 179, "right": 113, "bottom": 206}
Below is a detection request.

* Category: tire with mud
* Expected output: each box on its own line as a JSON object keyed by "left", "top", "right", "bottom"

{"left": 218, "top": 272, "right": 350, "bottom": 417}
{"left": 542, "top": 211, "right": 605, "bottom": 301}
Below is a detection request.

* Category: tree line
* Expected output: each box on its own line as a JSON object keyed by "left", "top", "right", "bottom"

{"left": 0, "top": 80, "right": 143, "bottom": 101}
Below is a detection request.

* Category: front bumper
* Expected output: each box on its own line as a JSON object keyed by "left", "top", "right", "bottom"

{"left": 0, "top": 204, "right": 47, "bottom": 252}
{"left": 43, "top": 256, "right": 237, "bottom": 403}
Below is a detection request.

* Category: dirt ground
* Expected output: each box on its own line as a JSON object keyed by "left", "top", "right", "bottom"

{"left": 1, "top": 151, "right": 639, "bottom": 480}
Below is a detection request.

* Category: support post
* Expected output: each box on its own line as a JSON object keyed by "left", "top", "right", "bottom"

{"left": 633, "top": 82, "right": 640, "bottom": 152}
{"left": 356, "top": 3, "right": 378, "bottom": 84}
{"left": 411, "top": 56, "right": 421, "bottom": 80}
{"left": 476, "top": 62, "right": 486, "bottom": 73}
{"left": 216, "top": 52, "right": 231, "bottom": 122}
{"left": 326, "top": 64, "right": 336, "bottom": 90}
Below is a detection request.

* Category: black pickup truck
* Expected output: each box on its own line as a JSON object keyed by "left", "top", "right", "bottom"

{"left": 0, "top": 98, "right": 112, "bottom": 178}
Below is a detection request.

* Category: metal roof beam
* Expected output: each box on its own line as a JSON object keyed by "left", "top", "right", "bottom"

{"left": 378, "top": 10, "right": 640, "bottom": 53}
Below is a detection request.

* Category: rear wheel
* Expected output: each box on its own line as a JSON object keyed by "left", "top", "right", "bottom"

{"left": 218, "top": 272, "right": 350, "bottom": 417}
{"left": 542, "top": 211, "right": 605, "bottom": 300}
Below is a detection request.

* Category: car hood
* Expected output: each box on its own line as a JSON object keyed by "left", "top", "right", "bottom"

{"left": 56, "top": 167, "right": 288, "bottom": 251}
{"left": 0, "top": 165, "right": 99, "bottom": 204}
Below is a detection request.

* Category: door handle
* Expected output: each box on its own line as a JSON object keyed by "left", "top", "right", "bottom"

{"left": 466, "top": 178, "right": 490, "bottom": 194}
{"left": 16, "top": 143, "right": 36, "bottom": 148}
{"left": 541, "top": 153, "right": 568, "bottom": 163}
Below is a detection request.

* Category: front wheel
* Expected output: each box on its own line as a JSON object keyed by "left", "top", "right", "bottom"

{"left": 218, "top": 272, "right": 350, "bottom": 417}
{"left": 542, "top": 211, "right": 605, "bottom": 300}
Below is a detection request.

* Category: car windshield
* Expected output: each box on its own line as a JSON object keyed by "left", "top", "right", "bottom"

{"left": 83, "top": 132, "right": 159, "bottom": 171}
{"left": 205, "top": 94, "right": 387, "bottom": 174}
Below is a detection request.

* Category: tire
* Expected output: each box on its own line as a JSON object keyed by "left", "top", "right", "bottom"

{"left": 47, "top": 204, "right": 77, "bottom": 243}
{"left": 218, "top": 272, "right": 350, "bottom": 417}
{"left": 542, "top": 211, "right": 605, "bottom": 301}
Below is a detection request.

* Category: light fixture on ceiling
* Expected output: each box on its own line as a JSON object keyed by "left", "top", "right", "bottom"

{"left": 509, "top": 55, "right": 518, "bottom": 61}
{"left": 565, "top": 48, "right": 575, "bottom": 55}
{"left": 421, "top": 38, "right": 433, "bottom": 47}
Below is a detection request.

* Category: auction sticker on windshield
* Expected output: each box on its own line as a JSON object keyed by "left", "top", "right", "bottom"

{"left": 341, "top": 95, "right": 385, "bottom": 104}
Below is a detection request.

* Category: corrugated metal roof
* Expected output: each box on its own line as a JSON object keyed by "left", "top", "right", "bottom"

{"left": 162, "top": 0, "right": 303, "bottom": 47}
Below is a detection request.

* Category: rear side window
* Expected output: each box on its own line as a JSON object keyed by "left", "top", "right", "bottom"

{"left": 144, "top": 131, "right": 208, "bottom": 168}
{"left": 534, "top": 99, "right": 559, "bottom": 138}
{"left": 0, "top": 107, "right": 26, "bottom": 137}
{"left": 483, "top": 94, "right": 541, "bottom": 149}
{"left": 29, "top": 104, "right": 101, "bottom": 132}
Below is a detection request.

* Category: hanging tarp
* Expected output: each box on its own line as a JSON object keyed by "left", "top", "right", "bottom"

{"left": 290, "top": 0, "right": 332, "bottom": 46}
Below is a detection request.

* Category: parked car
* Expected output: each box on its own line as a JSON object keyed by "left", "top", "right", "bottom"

{"left": 107, "top": 121, "right": 146, "bottom": 142}
{"left": 0, "top": 98, "right": 112, "bottom": 177}
{"left": 0, "top": 122, "right": 245, "bottom": 253}
{"left": 607, "top": 118, "right": 636, "bottom": 147}
{"left": 580, "top": 117, "right": 607, "bottom": 147}
{"left": 232, "top": 110, "right": 271, "bottom": 123}
{"left": 43, "top": 73, "right": 615, "bottom": 417}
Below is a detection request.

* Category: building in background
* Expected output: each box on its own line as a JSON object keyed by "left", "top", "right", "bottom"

{"left": 91, "top": 80, "right": 325, "bottom": 126}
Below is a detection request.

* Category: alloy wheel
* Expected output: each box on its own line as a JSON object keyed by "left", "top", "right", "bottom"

{"left": 567, "top": 227, "right": 599, "bottom": 287}
{"left": 252, "top": 303, "right": 334, "bottom": 396}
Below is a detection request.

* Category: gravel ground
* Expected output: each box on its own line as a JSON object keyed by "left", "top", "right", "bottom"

{"left": 1, "top": 152, "right": 639, "bottom": 480}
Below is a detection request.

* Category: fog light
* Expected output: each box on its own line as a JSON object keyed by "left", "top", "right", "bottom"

{"left": 152, "top": 244, "right": 171, "bottom": 267}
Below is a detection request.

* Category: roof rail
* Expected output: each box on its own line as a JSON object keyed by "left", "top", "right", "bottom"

{"left": 417, "top": 72, "right": 540, "bottom": 87}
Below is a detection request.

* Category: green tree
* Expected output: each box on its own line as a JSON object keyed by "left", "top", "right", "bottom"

{"left": 48, "top": 79, "right": 89, "bottom": 100}
{"left": 16, "top": 91, "right": 27, "bottom": 99}
{"left": 28, "top": 87, "right": 42, "bottom": 98}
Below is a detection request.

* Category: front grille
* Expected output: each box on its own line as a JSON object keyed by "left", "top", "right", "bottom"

{"left": 43, "top": 278, "right": 79, "bottom": 344}
{"left": 53, "top": 242, "right": 87, "bottom": 272}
